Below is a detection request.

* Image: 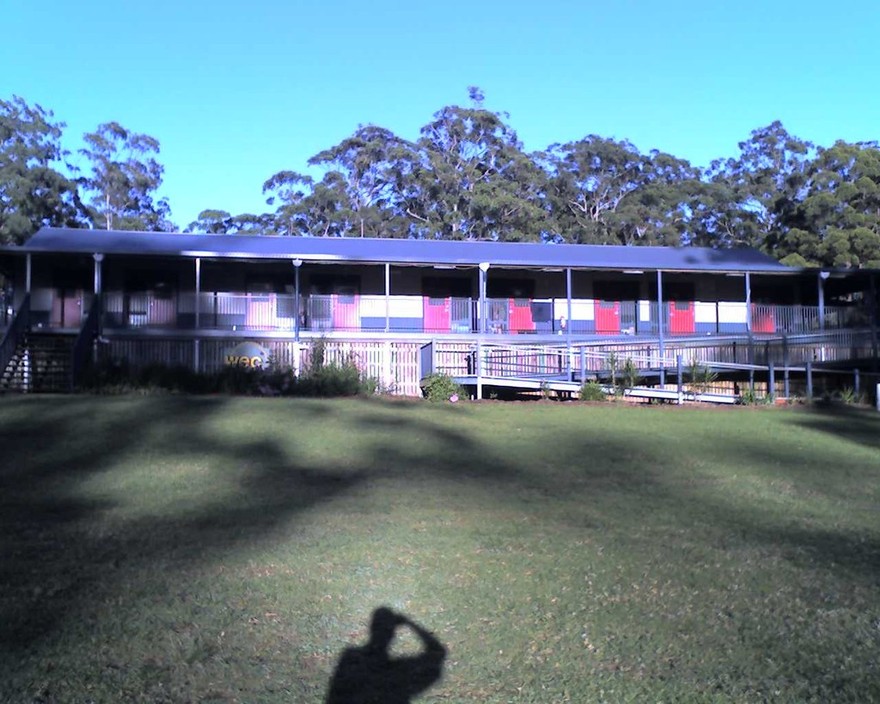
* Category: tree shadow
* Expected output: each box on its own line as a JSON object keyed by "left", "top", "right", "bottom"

{"left": 0, "top": 396, "right": 365, "bottom": 656}
{"left": 325, "top": 607, "right": 446, "bottom": 704}
{"left": 2, "top": 396, "right": 878, "bottom": 701}
{"left": 788, "top": 403, "right": 880, "bottom": 452}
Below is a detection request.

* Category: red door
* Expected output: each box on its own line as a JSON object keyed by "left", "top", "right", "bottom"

{"left": 423, "top": 297, "right": 451, "bottom": 332}
{"left": 751, "top": 305, "right": 776, "bottom": 333}
{"left": 508, "top": 298, "right": 535, "bottom": 333}
{"left": 594, "top": 300, "right": 620, "bottom": 334}
{"left": 668, "top": 300, "right": 695, "bottom": 334}
{"left": 332, "top": 286, "right": 360, "bottom": 331}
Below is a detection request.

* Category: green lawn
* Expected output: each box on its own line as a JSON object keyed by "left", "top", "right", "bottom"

{"left": 1, "top": 396, "right": 879, "bottom": 703}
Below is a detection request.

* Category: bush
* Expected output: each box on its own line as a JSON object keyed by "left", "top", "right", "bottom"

{"left": 295, "top": 360, "right": 376, "bottom": 397}
{"left": 82, "top": 354, "right": 377, "bottom": 399}
{"left": 579, "top": 380, "right": 606, "bottom": 402}
{"left": 422, "top": 373, "right": 464, "bottom": 403}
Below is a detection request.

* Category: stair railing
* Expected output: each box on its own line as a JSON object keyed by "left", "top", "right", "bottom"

{"left": 71, "top": 294, "right": 103, "bottom": 391}
{"left": 0, "top": 294, "right": 30, "bottom": 384}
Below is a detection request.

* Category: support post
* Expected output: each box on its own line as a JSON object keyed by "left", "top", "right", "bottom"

{"left": 476, "top": 340, "right": 483, "bottom": 400}
{"left": 565, "top": 268, "right": 573, "bottom": 341}
{"left": 384, "top": 262, "right": 391, "bottom": 333}
{"left": 745, "top": 272, "right": 754, "bottom": 394}
{"left": 676, "top": 354, "right": 683, "bottom": 404}
{"left": 92, "top": 253, "right": 104, "bottom": 367}
{"left": 479, "top": 263, "right": 489, "bottom": 335}
{"left": 818, "top": 271, "right": 827, "bottom": 332}
{"left": 657, "top": 270, "right": 665, "bottom": 385}
{"left": 194, "top": 258, "right": 201, "bottom": 329}
{"left": 25, "top": 253, "right": 32, "bottom": 294}
{"left": 854, "top": 368, "right": 860, "bottom": 397}
{"left": 293, "top": 258, "right": 302, "bottom": 342}
{"left": 806, "top": 361, "right": 813, "bottom": 401}
{"left": 194, "top": 257, "right": 201, "bottom": 373}
{"left": 93, "top": 253, "right": 103, "bottom": 297}
{"left": 783, "top": 334, "right": 790, "bottom": 398}
{"left": 768, "top": 361, "right": 775, "bottom": 402}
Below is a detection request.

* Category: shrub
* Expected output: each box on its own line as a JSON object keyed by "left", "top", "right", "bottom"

{"left": 620, "top": 357, "right": 640, "bottom": 393}
{"left": 296, "top": 360, "right": 376, "bottom": 397}
{"left": 422, "top": 373, "right": 464, "bottom": 403}
{"left": 579, "top": 380, "right": 606, "bottom": 402}
{"left": 688, "top": 359, "right": 718, "bottom": 395}
{"left": 834, "top": 386, "right": 863, "bottom": 405}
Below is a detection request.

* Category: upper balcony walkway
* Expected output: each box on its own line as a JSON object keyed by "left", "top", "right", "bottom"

{"left": 8, "top": 291, "right": 870, "bottom": 340}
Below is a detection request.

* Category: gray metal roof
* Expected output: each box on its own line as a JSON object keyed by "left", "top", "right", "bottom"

{"left": 6, "top": 227, "right": 798, "bottom": 274}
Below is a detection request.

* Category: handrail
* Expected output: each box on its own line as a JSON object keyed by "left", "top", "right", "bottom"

{"left": 432, "top": 331, "right": 878, "bottom": 381}
{"left": 70, "top": 294, "right": 102, "bottom": 391}
{"left": 0, "top": 293, "right": 30, "bottom": 382}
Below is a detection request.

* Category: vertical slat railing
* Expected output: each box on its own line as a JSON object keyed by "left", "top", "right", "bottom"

{"left": 0, "top": 293, "right": 30, "bottom": 382}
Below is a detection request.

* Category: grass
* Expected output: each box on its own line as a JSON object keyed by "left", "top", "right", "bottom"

{"left": 1, "top": 396, "right": 879, "bottom": 703}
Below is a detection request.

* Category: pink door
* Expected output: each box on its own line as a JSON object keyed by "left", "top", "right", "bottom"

{"left": 508, "top": 298, "right": 535, "bottom": 333}
{"left": 423, "top": 297, "right": 451, "bottom": 332}
{"left": 246, "top": 294, "right": 275, "bottom": 330}
{"left": 332, "top": 286, "right": 360, "bottom": 331}
{"left": 668, "top": 301, "right": 695, "bottom": 334}
{"left": 594, "top": 300, "right": 620, "bottom": 334}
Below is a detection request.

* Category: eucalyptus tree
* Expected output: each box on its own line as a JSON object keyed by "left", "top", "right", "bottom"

{"left": 783, "top": 140, "right": 880, "bottom": 267}
{"left": 306, "top": 125, "right": 406, "bottom": 238}
{"left": 395, "top": 87, "right": 548, "bottom": 241}
{"left": 703, "top": 121, "right": 813, "bottom": 252}
{"left": 0, "top": 96, "right": 88, "bottom": 244}
{"left": 185, "top": 209, "right": 235, "bottom": 234}
{"left": 79, "top": 121, "right": 174, "bottom": 231}
{"left": 543, "top": 136, "right": 695, "bottom": 245}
{"left": 262, "top": 169, "right": 349, "bottom": 237}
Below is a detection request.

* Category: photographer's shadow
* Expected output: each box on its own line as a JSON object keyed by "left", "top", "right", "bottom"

{"left": 325, "top": 607, "right": 446, "bottom": 704}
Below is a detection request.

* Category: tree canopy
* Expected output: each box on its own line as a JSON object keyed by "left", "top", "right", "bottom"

{"left": 0, "top": 97, "right": 88, "bottom": 245}
{"left": 2, "top": 91, "right": 880, "bottom": 268}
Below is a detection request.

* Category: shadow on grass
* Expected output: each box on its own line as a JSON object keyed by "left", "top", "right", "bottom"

{"left": 325, "top": 607, "right": 446, "bottom": 704}
{"left": 1, "top": 397, "right": 878, "bottom": 702}
{"left": 0, "top": 396, "right": 363, "bottom": 656}
{"left": 788, "top": 403, "right": 880, "bottom": 452}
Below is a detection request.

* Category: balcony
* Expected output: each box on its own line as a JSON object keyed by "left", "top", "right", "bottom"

{"left": 76, "top": 292, "right": 870, "bottom": 338}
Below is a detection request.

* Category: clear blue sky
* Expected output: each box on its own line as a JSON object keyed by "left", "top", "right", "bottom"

{"left": 3, "top": 0, "right": 879, "bottom": 230}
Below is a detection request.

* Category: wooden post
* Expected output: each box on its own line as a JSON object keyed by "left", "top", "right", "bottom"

{"left": 384, "top": 262, "right": 390, "bottom": 333}
{"left": 657, "top": 270, "right": 665, "bottom": 385}
{"left": 476, "top": 339, "right": 483, "bottom": 400}
{"left": 806, "top": 361, "right": 813, "bottom": 400}
{"left": 782, "top": 334, "right": 790, "bottom": 398}
{"left": 768, "top": 361, "right": 775, "bottom": 402}
{"left": 293, "top": 258, "right": 302, "bottom": 341}
{"left": 676, "top": 354, "right": 683, "bottom": 404}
